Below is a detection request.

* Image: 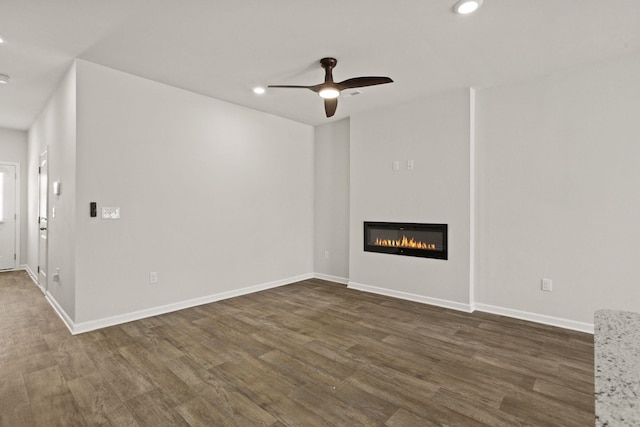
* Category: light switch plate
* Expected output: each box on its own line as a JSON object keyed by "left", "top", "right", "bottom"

{"left": 102, "top": 207, "right": 120, "bottom": 219}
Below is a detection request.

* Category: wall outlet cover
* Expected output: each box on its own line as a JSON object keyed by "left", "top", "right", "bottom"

{"left": 102, "top": 207, "right": 120, "bottom": 219}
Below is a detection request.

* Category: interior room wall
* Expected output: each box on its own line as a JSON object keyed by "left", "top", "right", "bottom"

{"left": 475, "top": 52, "right": 640, "bottom": 327}
{"left": 27, "top": 63, "right": 78, "bottom": 320}
{"left": 0, "top": 128, "right": 28, "bottom": 265}
{"left": 314, "top": 118, "right": 350, "bottom": 282}
{"left": 73, "top": 60, "right": 314, "bottom": 325}
{"left": 349, "top": 89, "right": 472, "bottom": 309}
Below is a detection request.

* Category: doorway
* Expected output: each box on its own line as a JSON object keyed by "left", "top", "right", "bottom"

{"left": 0, "top": 162, "right": 18, "bottom": 270}
{"left": 38, "top": 151, "right": 48, "bottom": 291}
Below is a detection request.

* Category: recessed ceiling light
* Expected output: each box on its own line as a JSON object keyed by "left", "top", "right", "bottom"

{"left": 0, "top": 36, "right": 4, "bottom": 44}
{"left": 454, "top": 0, "right": 483, "bottom": 14}
{"left": 253, "top": 86, "right": 266, "bottom": 95}
{"left": 0, "top": 74, "right": 9, "bottom": 84}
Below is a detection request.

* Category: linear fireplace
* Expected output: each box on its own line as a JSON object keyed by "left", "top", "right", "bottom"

{"left": 364, "top": 222, "right": 448, "bottom": 260}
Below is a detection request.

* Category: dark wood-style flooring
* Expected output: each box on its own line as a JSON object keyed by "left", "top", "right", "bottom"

{"left": 1, "top": 270, "right": 594, "bottom": 426}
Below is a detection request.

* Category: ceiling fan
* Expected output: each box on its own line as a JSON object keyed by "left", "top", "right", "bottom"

{"left": 268, "top": 57, "right": 393, "bottom": 118}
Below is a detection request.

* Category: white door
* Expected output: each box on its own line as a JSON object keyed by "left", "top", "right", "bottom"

{"left": 0, "top": 164, "right": 17, "bottom": 270}
{"left": 38, "top": 152, "right": 48, "bottom": 290}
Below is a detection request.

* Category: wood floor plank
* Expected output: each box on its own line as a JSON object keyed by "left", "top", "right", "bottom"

{"left": 0, "top": 370, "right": 30, "bottom": 413}
{"left": 125, "top": 390, "right": 190, "bottom": 426}
{"left": 385, "top": 407, "right": 441, "bottom": 427}
{"left": 180, "top": 381, "right": 278, "bottom": 426}
{"left": 66, "top": 373, "right": 123, "bottom": 426}
{"left": 117, "top": 343, "right": 197, "bottom": 407}
{"left": 0, "top": 270, "right": 595, "bottom": 426}
{"left": 500, "top": 388, "right": 595, "bottom": 427}
{"left": 0, "top": 402, "right": 37, "bottom": 427}
{"left": 431, "top": 388, "right": 526, "bottom": 427}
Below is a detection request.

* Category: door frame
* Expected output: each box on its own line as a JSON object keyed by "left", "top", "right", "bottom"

{"left": 38, "top": 150, "right": 48, "bottom": 291}
{"left": 0, "top": 161, "right": 20, "bottom": 270}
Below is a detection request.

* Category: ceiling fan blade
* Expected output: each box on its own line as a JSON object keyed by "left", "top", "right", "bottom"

{"left": 337, "top": 76, "right": 393, "bottom": 91}
{"left": 268, "top": 84, "right": 315, "bottom": 90}
{"left": 324, "top": 98, "right": 338, "bottom": 117}
{"left": 268, "top": 84, "right": 327, "bottom": 94}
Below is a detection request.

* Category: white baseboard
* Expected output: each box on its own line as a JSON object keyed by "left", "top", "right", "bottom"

{"left": 69, "top": 273, "right": 314, "bottom": 335}
{"left": 23, "top": 265, "right": 40, "bottom": 288}
{"left": 45, "top": 292, "right": 76, "bottom": 335}
{"left": 24, "top": 266, "right": 593, "bottom": 335}
{"left": 348, "top": 281, "right": 473, "bottom": 313}
{"left": 474, "top": 303, "right": 594, "bottom": 334}
{"left": 313, "top": 272, "right": 349, "bottom": 285}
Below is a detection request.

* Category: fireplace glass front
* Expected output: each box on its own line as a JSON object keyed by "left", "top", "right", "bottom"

{"left": 364, "top": 222, "right": 448, "bottom": 260}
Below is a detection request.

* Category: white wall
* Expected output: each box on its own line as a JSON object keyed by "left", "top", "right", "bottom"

{"left": 74, "top": 60, "right": 313, "bottom": 324}
{"left": 23, "top": 52, "right": 638, "bottom": 333}
{"left": 314, "top": 118, "right": 350, "bottom": 282}
{"left": 349, "top": 89, "right": 472, "bottom": 308}
{"left": 0, "top": 128, "right": 28, "bottom": 265}
{"left": 27, "top": 63, "right": 77, "bottom": 319}
{"left": 475, "top": 52, "right": 640, "bottom": 325}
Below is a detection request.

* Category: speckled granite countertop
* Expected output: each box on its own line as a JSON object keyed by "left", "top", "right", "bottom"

{"left": 595, "top": 309, "right": 640, "bottom": 426}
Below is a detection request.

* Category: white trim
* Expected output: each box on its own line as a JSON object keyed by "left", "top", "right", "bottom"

{"left": 65, "top": 273, "right": 313, "bottom": 335}
{"left": 23, "top": 264, "right": 38, "bottom": 284}
{"left": 45, "top": 292, "right": 75, "bottom": 334}
{"left": 313, "top": 272, "right": 349, "bottom": 285}
{"left": 474, "top": 303, "right": 594, "bottom": 334}
{"left": 38, "top": 148, "right": 48, "bottom": 292}
{"left": 25, "top": 263, "right": 594, "bottom": 335}
{"left": 347, "top": 281, "right": 473, "bottom": 313}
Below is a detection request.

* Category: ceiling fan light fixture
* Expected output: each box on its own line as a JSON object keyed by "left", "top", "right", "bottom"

{"left": 252, "top": 86, "right": 266, "bottom": 95}
{"left": 0, "top": 74, "right": 9, "bottom": 84}
{"left": 319, "top": 87, "right": 340, "bottom": 99}
{"left": 268, "top": 57, "right": 393, "bottom": 117}
{"left": 454, "top": 0, "right": 483, "bottom": 14}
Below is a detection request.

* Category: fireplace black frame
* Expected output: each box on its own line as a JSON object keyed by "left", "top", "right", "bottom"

{"left": 364, "top": 221, "right": 448, "bottom": 260}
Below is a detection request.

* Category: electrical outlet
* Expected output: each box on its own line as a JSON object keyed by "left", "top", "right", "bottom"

{"left": 149, "top": 272, "right": 158, "bottom": 284}
{"left": 541, "top": 278, "right": 552, "bottom": 292}
{"left": 407, "top": 159, "right": 415, "bottom": 170}
{"left": 102, "top": 207, "right": 120, "bottom": 219}
{"left": 324, "top": 250, "right": 329, "bottom": 259}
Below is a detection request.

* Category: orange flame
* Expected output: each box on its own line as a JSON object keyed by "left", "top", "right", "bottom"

{"left": 374, "top": 235, "right": 436, "bottom": 250}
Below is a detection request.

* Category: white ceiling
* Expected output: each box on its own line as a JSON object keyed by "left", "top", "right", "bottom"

{"left": 1, "top": 1, "right": 639, "bottom": 130}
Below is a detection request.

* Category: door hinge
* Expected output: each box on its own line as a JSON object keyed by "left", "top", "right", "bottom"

{"left": 37, "top": 266, "right": 40, "bottom": 273}
{"left": 14, "top": 254, "right": 16, "bottom": 260}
